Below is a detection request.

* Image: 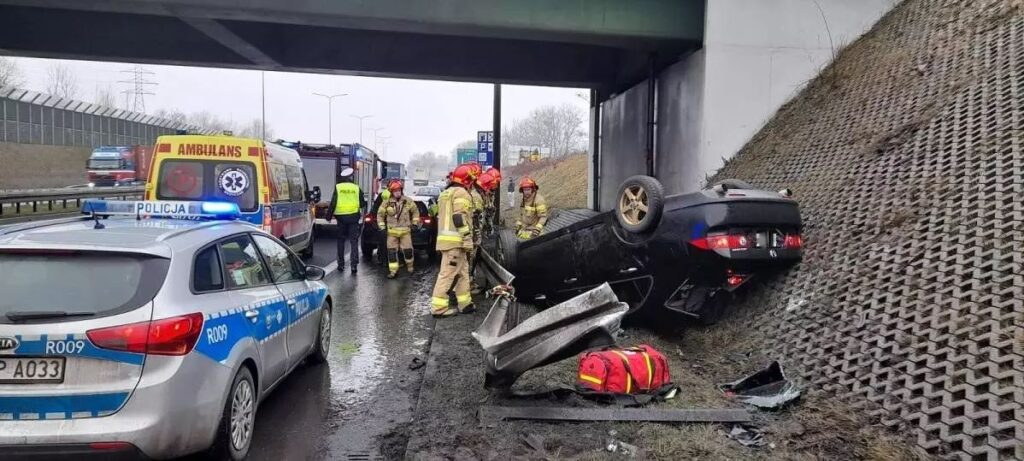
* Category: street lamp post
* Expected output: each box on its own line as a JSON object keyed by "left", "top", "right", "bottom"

{"left": 369, "top": 127, "right": 386, "bottom": 151}
{"left": 312, "top": 92, "right": 347, "bottom": 144}
{"left": 350, "top": 114, "right": 373, "bottom": 145}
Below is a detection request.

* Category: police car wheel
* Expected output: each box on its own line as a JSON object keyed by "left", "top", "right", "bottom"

{"left": 209, "top": 367, "right": 256, "bottom": 461}
{"left": 309, "top": 303, "right": 331, "bottom": 364}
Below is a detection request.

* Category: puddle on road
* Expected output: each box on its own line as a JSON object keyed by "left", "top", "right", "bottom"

{"left": 244, "top": 263, "right": 435, "bottom": 461}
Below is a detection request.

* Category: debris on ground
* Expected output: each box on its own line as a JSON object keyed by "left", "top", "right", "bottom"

{"left": 605, "top": 438, "right": 641, "bottom": 457}
{"left": 520, "top": 433, "right": 549, "bottom": 458}
{"left": 408, "top": 356, "right": 426, "bottom": 370}
{"left": 719, "top": 361, "right": 801, "bottom": 409}
{"left": 477, "top": 406, "right": 752, "bottom": 425}
{"left": 725, "top": 424, "right": 766, "bottom": 447}
{"left": 473, "top": 282, "right": 628, "bottom": 388}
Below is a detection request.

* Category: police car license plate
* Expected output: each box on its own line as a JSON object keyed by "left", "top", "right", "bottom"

{"left": 0, "top": 357, "right": 65, "bottom": 384}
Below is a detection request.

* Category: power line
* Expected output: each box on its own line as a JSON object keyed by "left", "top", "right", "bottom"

{"left": 118, "top": 65, "right": 157, "bottom": 113}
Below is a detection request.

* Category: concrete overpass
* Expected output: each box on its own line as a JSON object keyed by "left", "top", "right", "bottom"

{"left": 0, "top": 0, "right": 704, "bottom": 93}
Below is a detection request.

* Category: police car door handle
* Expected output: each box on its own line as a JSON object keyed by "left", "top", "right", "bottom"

{"left": 244, "top": 310, "right": 260, "bottom": 321}
{"left": 563, "top": 277, "right": 578, "bottom": 284}
{"left": 619, "top": 267, "right": 638, "bottom": 274}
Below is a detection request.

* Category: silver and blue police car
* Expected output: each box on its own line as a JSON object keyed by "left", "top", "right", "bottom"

{"left": 0, "top": 200, "right": 332, "bottom": 460}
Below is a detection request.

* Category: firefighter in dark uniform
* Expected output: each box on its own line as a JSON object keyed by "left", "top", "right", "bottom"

{"left": 328, "top": 167, "right": 367, "bottom": 274}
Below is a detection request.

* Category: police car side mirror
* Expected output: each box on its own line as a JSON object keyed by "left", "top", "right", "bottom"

{"left": 305, "top": 265, "right": 326, "bottom": 281}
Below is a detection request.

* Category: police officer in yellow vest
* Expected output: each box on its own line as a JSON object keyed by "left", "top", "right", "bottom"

{"left": 430, "top": 164, "right": 476, "bottom": 317}
{"left": 379, "top": 179, "right": 420, "bottom": 278}
{"left": 328, "top": 167, "right": 367, "bottom": 274}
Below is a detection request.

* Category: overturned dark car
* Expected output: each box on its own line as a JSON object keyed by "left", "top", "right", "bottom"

{"left": 496, "top": 176, "right": 802, "bottom": 324}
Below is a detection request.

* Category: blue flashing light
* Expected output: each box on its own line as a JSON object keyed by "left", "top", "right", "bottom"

{"left": 201, "top": 201, "right": 240, "bottom": 216}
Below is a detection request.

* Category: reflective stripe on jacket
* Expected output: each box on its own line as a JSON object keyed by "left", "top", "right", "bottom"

{"left": 517, "top": 193, "right": 548, "bottom": 229}
{"left": 436, "top": 186, "right": 473, "bottom": 251}
{"left": 381, "top": 195, "right": 419, "bottom": 235}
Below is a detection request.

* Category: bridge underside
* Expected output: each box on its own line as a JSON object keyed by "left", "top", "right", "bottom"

{"left": 0, "top": 0, "right": 703, "bottom": 94}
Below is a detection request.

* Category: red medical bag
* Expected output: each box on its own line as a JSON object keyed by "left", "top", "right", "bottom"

{"left": 577, "top": 345, "right": 671, "bottom": 394}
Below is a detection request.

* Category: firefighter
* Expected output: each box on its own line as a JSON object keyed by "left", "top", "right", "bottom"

{"left": 379, "top": 179, "right": 420, "bottom": 278}
{"left": 328, "top": 167, "right": 367, "bottom": 274}
{"left": 430, "top": 164, "right": 476, "bottom": 317}
{"left": 515, "top": 176, "right": 547, "bottom": 240}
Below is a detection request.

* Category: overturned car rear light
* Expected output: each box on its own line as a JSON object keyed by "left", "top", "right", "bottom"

{"left": 690, "top": 234, "right": 750, "bottom": 250}
{"left": 87, "top": 313, "right": 204, "bottom": 356}
{"left": 783, "top": 234, "right": 803, "bottom": 249}
{"left": 364, "top": 214, "right": 376, "bottom": 224}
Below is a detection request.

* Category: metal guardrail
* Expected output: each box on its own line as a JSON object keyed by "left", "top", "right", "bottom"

{"left": 0, "top": 186, "right": 145, "bottom": 218}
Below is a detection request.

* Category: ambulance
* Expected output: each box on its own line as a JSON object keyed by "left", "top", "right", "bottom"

{"left": 144, "top": 135, "right": 316, "bottom": 258}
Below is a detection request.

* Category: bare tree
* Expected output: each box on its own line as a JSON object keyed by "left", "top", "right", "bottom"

{"left": 93, "top": 85, "right": 118, "bottom": 108}
{"left": 408, "top": 151, "right": 449, "bottom": 180}
{"left": 0, "top": 57, "right": 25, "bottom": 88}
{"left": 153, "top": 108, "right": 189, "bottom": 125}
{"left": 237, "top": 118, "right": 274, "bottom": 140}
{"left": 45, "top": 63, "right": 79, "bottom": 99}
{"left": 187, "top": 110, "right": 236, "bottom": 133}
{"left": 502, "top": 103, "right": 585, "bottom": 159}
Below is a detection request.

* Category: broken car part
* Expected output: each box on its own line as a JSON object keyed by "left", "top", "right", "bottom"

{"left": 472, "top": 283, "right": 628, "bottom": 389}
{"left": 478, "top": 406, "right": 753, "bottom": 426}
{"left": 719, "top": 361, "right": 801, "bottom": 409}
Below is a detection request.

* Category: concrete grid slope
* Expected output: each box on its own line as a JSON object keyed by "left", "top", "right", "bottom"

{"left": 712, "top": 0, "right": 1023, "bottom": 459}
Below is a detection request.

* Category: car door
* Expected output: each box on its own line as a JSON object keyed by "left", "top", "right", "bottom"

{"left": 251, "top": 234, "right": 316, "bottom": 370}
{"left": 218, "top": 234, "right": 291, "bottom": 387}
{"left": 516, "top": 231, "right": 579, "bottom": 301}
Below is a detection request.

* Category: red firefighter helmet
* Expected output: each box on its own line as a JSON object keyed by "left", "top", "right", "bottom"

{"left": 476, "top": 172, "right": 498, "bottom": 192}
{"left": 485, "top": 167, "right": 502, "bottom": 184}
{"left": 518, "top": 176, "right": 538, "bottom": 192}
{"left": 465, "top": 162, "right": 483, "bottom": 180}
{"left": 450, "top": 164, "right": 474, "bottom": 186}
{"left": 387, "top": 179, "right": 403, "bottom": 192}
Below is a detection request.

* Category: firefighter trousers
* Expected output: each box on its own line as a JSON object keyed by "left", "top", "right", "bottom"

{"left": 386, "top": 230, "right": 414, "bottom": 275}
{"left": 431, "top": 249, "right": 472, "bottom": 316}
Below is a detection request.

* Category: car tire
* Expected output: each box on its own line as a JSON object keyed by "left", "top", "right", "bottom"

{"left": 361, "top": 243, "right": 375, "bottom": 262}
{"left": 208, "top": 367, "right": 257, "bottom": 461}
{"left": 615, "top": 175, "right": 665, "bottom": 233}
{"left": 710, "top": 179, "right": 755, "bottom": 191}
{"left": 497, "top": 229, "right": 519, "bottom": 272}
{"left": 309, "top": 302, "right": 331, "bottom": 364}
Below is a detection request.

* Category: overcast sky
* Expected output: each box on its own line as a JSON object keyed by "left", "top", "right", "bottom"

{"left": 9, "top": 57, "right": 589, "bottom": 165}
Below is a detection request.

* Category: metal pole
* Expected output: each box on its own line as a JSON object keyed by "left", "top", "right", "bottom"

{"left": 645, "top": 53, "right": 657, "bottom": 178}
{"left": 313, "top": 93, "right": 348, "bottom": 144}
{"left": 261, "top": 72, "right": 266, "bottom": 140}
{"left": 350, "top": 114, "right": 373, "bottom": 145}
{"left": 493, "top": 83, "right": 502, "bottom": 225}
{"left": 590, "top": 88, "right": 601, "bottom": 211}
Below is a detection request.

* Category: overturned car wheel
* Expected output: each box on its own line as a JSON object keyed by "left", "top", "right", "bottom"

{"left": 497, "top": 229, "right": 519, "bottom": 272}
{"left": 615, "top": 175, "right": 665, "bottom": 233}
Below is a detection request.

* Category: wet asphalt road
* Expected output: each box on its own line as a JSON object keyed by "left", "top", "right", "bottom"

{"left": 192, "top": 225, "right": 436, "bottom": 460}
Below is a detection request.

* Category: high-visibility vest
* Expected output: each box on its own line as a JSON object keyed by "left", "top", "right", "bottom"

{"left": 334, "top": 182, "right": 361, "bottom": 215}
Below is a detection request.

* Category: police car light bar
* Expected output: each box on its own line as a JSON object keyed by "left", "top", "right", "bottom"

{"left": 82, "top": 200, "right": 241, "bottom": 220}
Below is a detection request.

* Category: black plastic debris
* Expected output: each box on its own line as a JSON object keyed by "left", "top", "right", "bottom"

{"left": 725, "top": 425, "right": 766, "bottom": 447}
{"left": 718, "top": 361, "right": 801, "bottom": 409}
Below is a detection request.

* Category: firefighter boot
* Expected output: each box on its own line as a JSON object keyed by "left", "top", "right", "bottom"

{"left": 387, "top": 247, "right": 400, "bottom": 279}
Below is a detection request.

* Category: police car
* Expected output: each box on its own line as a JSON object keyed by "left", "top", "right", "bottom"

{"left": 0, "top": 200, "right": 332, "bottom": 460}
